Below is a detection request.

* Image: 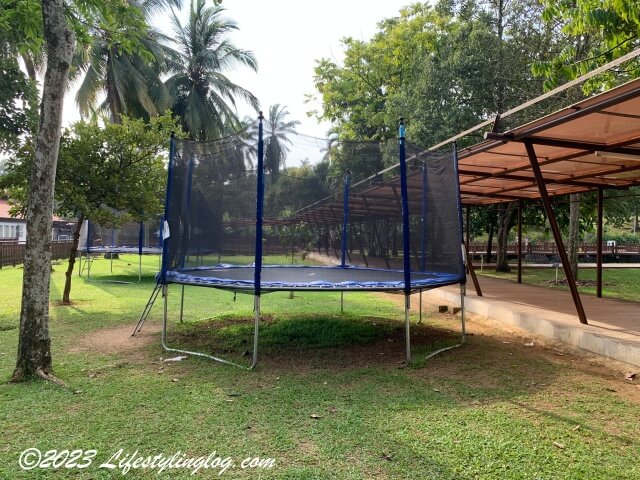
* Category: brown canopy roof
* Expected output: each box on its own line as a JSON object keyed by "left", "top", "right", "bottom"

{"left": 458, "top": 77, "right": 640, "bottom": 205}
{"left": 293, "top": 77, "right": 640, "bottom": 224}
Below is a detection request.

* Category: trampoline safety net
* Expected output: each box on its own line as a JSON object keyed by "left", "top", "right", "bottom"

{"left": 81, "top": 219, "right": 162, "bottom": 253}
{"left": 162, "top": 123, "right": 465, "bottom": 292}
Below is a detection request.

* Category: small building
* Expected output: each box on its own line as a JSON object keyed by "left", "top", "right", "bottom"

{"left": 0, "top": 199, "right": 75, "bottom": 243}
{"left": 0, "top": 199, "right": 26, "bottom": 243}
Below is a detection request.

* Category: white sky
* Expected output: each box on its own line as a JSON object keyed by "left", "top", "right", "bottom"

{"left": 63, "top": 0, "right": 412, "bottom": 139}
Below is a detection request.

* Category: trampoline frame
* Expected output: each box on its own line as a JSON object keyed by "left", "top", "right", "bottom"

{"left": 135, "top": 116, "right": 468, "bottom": 369}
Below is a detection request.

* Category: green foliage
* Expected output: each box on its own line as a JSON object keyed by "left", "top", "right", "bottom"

{"left": 536, "top": 0, "right": 640, "bottom": 93}
{"left": 311, "top": 0, "right": 551, "bottom": 153}
{"left": 310, "top": 3, "right": 441, "bottom": 142}
{"left": 264, "top": 104, "right": 301, "bottom": 183}
{"left": 264, "top": 162, "right": 331, "bottom": 258}
{"left": 166, "top": 0, "right": 258, "bottom": 140}
{"left": 0, "top": 0, "right": 44, "bottom": 54}
{"left": 1, "top": 0, "right": 150, "bottom": 56}
{"left": 0, "top": 0, "right": 170, "bottom": 161}
{"left": 73, "top": 0, "right": 178, "bottom": 121}
{"left": 1, "top": 113, "right": 180, "bottom": 226}
{"left": 265, "top": 163, "right": 330, "bottom": 217}
{"left": 0, "top": 55, "right": 37, "bottom": 154}
{"left": 602, "top": 187, "right": 640, "bottom": 228}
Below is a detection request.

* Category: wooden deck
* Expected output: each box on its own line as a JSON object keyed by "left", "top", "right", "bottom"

{"left": 464, "top": 275, "right": 639, "bottom": 336}
{"left": 421, "top": 274, "right": 640, "bottom": 365}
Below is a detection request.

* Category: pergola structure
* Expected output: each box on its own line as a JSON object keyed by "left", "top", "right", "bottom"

{"left": 293, "top": 76, "right": 640, "bottom": 325}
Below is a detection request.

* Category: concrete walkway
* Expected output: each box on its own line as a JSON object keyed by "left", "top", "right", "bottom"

{"left": 421, "top": 275, "right": 640, "bottom": 366}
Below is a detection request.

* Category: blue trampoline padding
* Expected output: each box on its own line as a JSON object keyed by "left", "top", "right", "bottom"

{"left": 84, "top": 246, "right": 163, "bottom": 255}
{"left": 164, "top": 264, "right": 464, "bottom": 291}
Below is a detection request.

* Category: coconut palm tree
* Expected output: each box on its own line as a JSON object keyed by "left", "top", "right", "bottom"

{"left": 74, "top": 0, "right": 180, "bottom": 122}
{"left": 264, "top": 104, "right": 300, "bottom": 183}
{"left": 165, "top": 0, "right": 259, "bottom": 140}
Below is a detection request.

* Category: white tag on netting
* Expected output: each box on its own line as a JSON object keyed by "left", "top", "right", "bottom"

{"left": 163, "top": 220, "right": 170, "bottom": 240}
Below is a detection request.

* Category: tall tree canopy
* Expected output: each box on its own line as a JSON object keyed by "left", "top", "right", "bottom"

{"left": 166, "top": 0, "right": 259, "bottom": 139}
{"left": 311, "top": 0, "right": 551, "bottom": 148}
{"left": 73, "top": 0, "right": 180, "bottom": 122}
{"left": 264, "top": 104, "right": 300, "bottom": 183}
{"left": 535, "top": 0, "right": 640, "bottom": 93}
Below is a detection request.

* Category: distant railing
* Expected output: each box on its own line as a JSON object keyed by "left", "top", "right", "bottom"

{"left": 0, "top": 241, "right": 73, "bottom": 268}
{"left": 467, "top": 241, "right": 640, "bottom": 257}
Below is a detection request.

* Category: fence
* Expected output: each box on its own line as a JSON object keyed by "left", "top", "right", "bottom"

{"left": 468, "top": 241, "right": 640, "bottom": 258}
{"left": 0, "top": 241, "right": 73, "bottom": 268}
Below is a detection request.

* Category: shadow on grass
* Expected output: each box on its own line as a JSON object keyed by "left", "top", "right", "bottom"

{"left": 165, "top": 313, "right": 472, "bottom": 371}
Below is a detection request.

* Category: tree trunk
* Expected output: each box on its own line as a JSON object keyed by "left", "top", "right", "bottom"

{"left": 486, "top": 215, "right": 496, "bottom": 263}
{"left": 62, "top": 214, "right": 84, "bottom": 305}
{"left": 106, "top": 49, "right": 124, "bottom": 124}
{"left": 11, "top": 0, "right": 74, "bottom": 383}
{"left": 567, "top": 193, "right": 580, "bottom": 280}
{"left": 494, "top": 0, "right": 506, "bottom": 114}
{"left": 391, "top": 222, "right": 398, "bottom": 257}
{"left": 496, "top": 202, "right": 516, "bottom": 273}
{"left": 20, "top": 53, "right": 37, "bottom": 82}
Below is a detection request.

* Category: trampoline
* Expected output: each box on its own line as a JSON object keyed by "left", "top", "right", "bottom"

{"left": 79, "top": 219, "right": 162, "bottom": 283}
{"left": 134, "top": 114, "right": 468, "bottom": 369}
{"left": 165, "top": 265, "right": 462, "bottom": 291}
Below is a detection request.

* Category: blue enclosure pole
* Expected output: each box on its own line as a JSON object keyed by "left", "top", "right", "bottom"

{"left": 251, "top": 112, "right": 265, "bottom": 369}
{"left": 138, "top": 221, "right": 144, "bottom": 255}
{"left": 420, "top": 163, "right": 427, "bottom": 272}
{"left": 255, "top": 112, "right": 265, "bottom": 296}
{"left": 399, "top": 119, "right": 411, "bottom": 293}
{"left": 138, "top": 221, "right": 144, "bottom": 282}
{"left": 340, "top": 171, "right": 351, "bottom": 268}
{"left": 109, "top": 227, "right": 116, "bottom": 273}
{"left": 399, "top": 118, "right": 412, "bottom": 363}
{"left": 160, "top": 132, "right": 176, "bottom": 285}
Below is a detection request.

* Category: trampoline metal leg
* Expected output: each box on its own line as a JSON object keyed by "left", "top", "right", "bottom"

{"left": 250, "top": 296, "right": 260, "bottom": 370}
{"left": 404, "top": 294, "right": 411, "bottom": 363}
{"left": 161, "top": 284, "right": 248, "bottom": 369}
{"left": 162, "top": 284, "right": 168, "bottom": 345}
{"left": 340, "top": 291, "right": 344, "bottom": 314}
{"left": 424, "top": 283, "right": 468, "bottom": 361}
{"left": 138, "top": 255, "right": 142, "bottom": 283}
{"left": 460, "top": 283, "right": 467, "bottom": 343}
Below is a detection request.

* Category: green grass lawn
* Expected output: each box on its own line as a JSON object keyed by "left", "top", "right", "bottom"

{"left": 476, "top": 266, "right": 640, "bottom": 302}
{"left": 0, "top": 255, "right": 639, "bottom": 479}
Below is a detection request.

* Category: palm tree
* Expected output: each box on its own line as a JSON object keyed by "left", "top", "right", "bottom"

{"left": 264, "top": 104, "right": 300, "bottom": 183}
{"left": 166, "top": 0, "right": 259, "bottom": 140}
{"left": 74, "top": 0, "right": 180, "bottom": 122}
